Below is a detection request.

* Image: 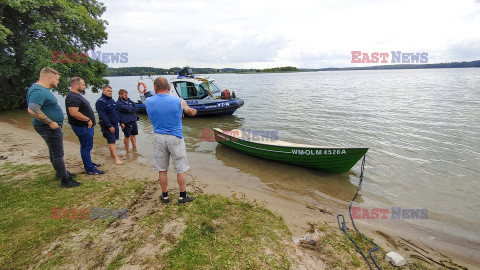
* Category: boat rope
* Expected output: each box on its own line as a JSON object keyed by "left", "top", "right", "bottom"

{"left": 337, "top": 155, "right": 381, "bottom": 270}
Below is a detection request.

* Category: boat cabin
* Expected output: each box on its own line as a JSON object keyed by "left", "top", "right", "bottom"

{"left": 172, "top": 78, "right": 222, "bottom": 100}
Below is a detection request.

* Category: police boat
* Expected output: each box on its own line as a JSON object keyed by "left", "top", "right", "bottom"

{"left": 135, "top": 68, "right": 244, "bottom": 116}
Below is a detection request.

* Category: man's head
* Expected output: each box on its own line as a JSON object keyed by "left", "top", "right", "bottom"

{"left": 70, "top": 77, "right": 86, "bottom": 94}
{"left": 153, "top": 77, "right": 170, "bottom": 93}
{"left": 39, "top": 67, "right": 60, "bottom": 88}
{"left": 102, "top": 85, "right": 113, "bottom": 98}
{"left": 118, "top": 89, "right": 128, "bottom": 101}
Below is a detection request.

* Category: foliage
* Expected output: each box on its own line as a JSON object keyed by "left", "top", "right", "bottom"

{"left": 0, "top": 0, "right": 109, "bottom": 110}
{"left": 106, "top": 66, "right": 301, "bottom": 76}
{"left": 105, "top": 66, "right": 235, "bottom": 76}
{"left": 259, "top": 66, "right": 299, "bottom": 72}
{"left": 105, "top": 66, "right": 184, "bottom": 76}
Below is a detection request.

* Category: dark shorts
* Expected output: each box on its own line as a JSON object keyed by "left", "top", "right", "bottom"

{"left": 122, "top": 121, "right": 138, "bottom": 138}
{"left": 102, "top": 126, "right": 119, "bottom": 144}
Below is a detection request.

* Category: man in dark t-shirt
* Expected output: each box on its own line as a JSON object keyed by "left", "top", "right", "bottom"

{"left": 65, "top": 77, "right": 105, "bottom": 175}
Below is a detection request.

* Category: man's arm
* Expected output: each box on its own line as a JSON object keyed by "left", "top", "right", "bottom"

{"left": 180, "top": 99, "right": 197, "bottom": 116}
{"left": 68, "top": 107, "right": 93, "bottom": 128}
{"left": 116, "top": 100, "right": 133, "bottom": 113}
{"left": 130, "top": 99, "right": 139, "bottom": 113}
{"left": 27, "top": 103, "right": 59, "bottom": 129}
{"left": 95, "top": 100, "right": 113, "bottom": 128}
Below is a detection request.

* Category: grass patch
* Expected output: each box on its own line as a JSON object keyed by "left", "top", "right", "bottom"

{"left": 0, "top": 162, "right": 145, "bottom": 269}
{"left": 163, "top": 194, "right": 291, "bottom": 269}
{"left": 110, "top": 194, "right": 292, "bottom": 270}
{"left": 1, "top": 163, "right": 294, "bottom": 269}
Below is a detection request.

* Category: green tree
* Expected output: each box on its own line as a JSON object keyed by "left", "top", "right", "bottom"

{"left": 0, "top": 0, "right": 109, "bottom": 110}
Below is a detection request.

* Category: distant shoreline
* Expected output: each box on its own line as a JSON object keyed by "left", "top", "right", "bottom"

{"left": 106, "top": 60, "right": 480, "bottom": 76}
{"left": 305, "top": 60, "right": 480, "bottom": 72}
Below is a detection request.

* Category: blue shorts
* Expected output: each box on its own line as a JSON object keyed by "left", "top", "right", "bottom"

{"left": 122, "top": 121, "right": 138, "bottom": 138}
{"left": 102, "top": 126, "right": 119, "bottom": 144}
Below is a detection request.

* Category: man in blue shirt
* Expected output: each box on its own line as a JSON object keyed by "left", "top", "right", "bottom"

{"left": 117, "top": 89, "right": 139, "bottom": 152}
{"left": 95, "top": 85, "right": 124, "bottom": 165}
{"left": 26, "top": 67, "right": 82, "bottom": 188}
{"left": 146, "top": 77, "right": 197, "bottom": 204}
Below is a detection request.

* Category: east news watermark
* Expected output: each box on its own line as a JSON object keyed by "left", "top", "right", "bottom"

{"left": 51, "top": 207, "right": 128, "bottom": 220}
{"left": 352, "top": 207, "right": 428, "bottom": 220}
{"left": 51, "top": 51, "right": 128, "bottom": 64}
{"left": 351, "top": 51, "right": 428, "bottom": 64}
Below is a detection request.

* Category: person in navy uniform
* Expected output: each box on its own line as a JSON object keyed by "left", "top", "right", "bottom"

{"left": 95, "top": 85, "right": 124, "bottom": 165}
{"left": 116, "top": 89, "right": 139, "bottom": 152}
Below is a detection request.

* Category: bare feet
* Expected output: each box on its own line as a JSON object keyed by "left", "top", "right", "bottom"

{"left": 114, "top": 159, "right": 124, "bottom": 165}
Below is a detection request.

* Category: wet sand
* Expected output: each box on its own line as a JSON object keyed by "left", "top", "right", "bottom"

{"left": 1, "top": 113, "right": 479, "bottom": 269}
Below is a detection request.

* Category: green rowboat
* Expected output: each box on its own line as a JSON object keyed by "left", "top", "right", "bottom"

{"left": 213, "top": 128, "right": 368, "bottom": 174}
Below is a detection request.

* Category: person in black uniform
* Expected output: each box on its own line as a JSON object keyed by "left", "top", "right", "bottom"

{"left": 65, "top": 77, "right": 104, "bottom": 175}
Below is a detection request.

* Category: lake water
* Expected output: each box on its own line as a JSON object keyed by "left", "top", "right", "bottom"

{"left": 15, "top": 68, "right": 480, "bottom": 245}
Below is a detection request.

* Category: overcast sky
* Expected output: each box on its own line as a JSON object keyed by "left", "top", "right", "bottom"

{"left": 98, "top": 0, "right": 480, "bottom": 69}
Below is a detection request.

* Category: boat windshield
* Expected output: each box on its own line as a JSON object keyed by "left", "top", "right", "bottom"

{"left": 174, "top": 81, "right": 209, "bottom": 99}
{"left": 201, "top": 81, "right": 221, "bottom": 94}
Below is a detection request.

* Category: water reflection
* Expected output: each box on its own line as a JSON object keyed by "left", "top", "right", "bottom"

{"left": 182, "top": 115, "right": 245, "bottom": 152}
{"left": 214, "top": 144, "right": 360, "bottom": 202}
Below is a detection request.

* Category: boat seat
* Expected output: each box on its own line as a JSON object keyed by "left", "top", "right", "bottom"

{"left": 217, "top": 128, "right": 318, "bottom": 147}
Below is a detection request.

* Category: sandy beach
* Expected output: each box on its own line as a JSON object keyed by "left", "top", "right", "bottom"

{"left": 0, "top": 117, "right": 478, "bottom": 269}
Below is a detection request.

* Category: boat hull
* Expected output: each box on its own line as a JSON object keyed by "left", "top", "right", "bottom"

{"left": 213, "top": 128, "right": 368, "bottom": 174}
{"left": 135, "top": 98, "right": 244, "bottom": 116}
{"left": 187, "top": 98, "right": 244, "bottom": 116}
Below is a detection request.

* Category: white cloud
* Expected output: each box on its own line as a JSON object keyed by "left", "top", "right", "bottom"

{"left": 99, "top": 0, "right": 480, "bottom": 68}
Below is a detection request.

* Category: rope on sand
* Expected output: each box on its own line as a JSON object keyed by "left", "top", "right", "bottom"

{"left": 337, "top": 155, "right": 381, "bottom": 270}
